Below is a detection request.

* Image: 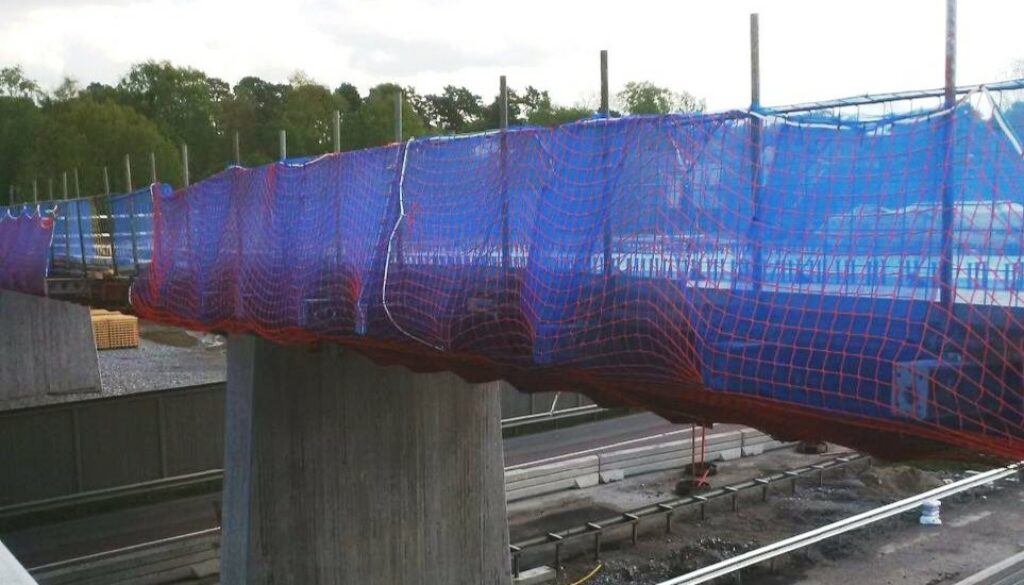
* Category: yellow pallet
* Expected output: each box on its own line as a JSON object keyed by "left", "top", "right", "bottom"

{"left": 91, "top": 310, "right": 140, "bottom": 350}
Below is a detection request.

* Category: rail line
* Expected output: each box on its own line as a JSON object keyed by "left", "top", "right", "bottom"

{"left": 655, "top": 462, "right": 1024, "bottom": 585}
{"left": 508, "top": 453, "right": 870, "bottom": 577}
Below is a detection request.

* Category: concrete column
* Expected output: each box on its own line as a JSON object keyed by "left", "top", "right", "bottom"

{"left": 0, "top": 540, "right": 37, "bottom": 585}
{"left": 0, "top": 290, "right": 101, "bottom": 408}
{"left": 222, "top": 336, "right": 511, "bottom": 585}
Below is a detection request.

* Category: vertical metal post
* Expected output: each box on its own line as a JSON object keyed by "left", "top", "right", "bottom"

{"left": 62, "top": 172, "right": 71, "bottom": 269}
{"left": 393, "top": 90, "right": 406, "bottom": 265}
{"left": 32, "top": 179, "right": 38, "bottom": 204}
{"left": 939, "top": 0, "right": 957, "bottom": 312}
{"left": 500, "top": 75, "right": 511, "bottom": 271}
{"left": 73, "top": 168, "right": 80, "bottom": 198}
{"left": 749, "top": 13, "right": 764, "bottom": 293}
{"left": 600, "top": 50, "right": 610, "bottom": 115}
{"left": 126, "top": 154, "right": 140, "bottom": 274}
{"left": 76, "top": 192, "right": 88, "bottom": 275}
{"left": 47, "top": 176, "right": 53, "bottom": 200}
{"left": 150, "top": 152, "right": 158, "bottom": 184}
{"left": 125, "top": 154, "right": 133, "bottom": 192}
{"left": 333, "top": 110, "right": 341, "bottom": 153}
{"left": 279, "top": 130, "right": 287, "bottom": 162}
{"left": 181, "top": 144, "right": 190, "bottom": 187}
{"left": 7, "top": 185, "right": 12, "bottom": 206}
{"left": 600, "top": 50, "right": 613, "bottom": 277}
{"left": 103, "top": 166, "right": 110, "bottom": 195}
{"left": 233, "top": 131, "right": 241, "bottom": 165}
{"left": 394, "top": 91, "right": 403, "bottom": 143}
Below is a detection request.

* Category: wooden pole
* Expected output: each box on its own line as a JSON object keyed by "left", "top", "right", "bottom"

{"left": 102, "top": 166, "right": 110, "bottom": 195}
{"left": 73, "top": 168, "right": 80, "bottom": 198}
{"left": 333, "top": 110, "right": 341, "bottom": 153}
{"left": 750, "top": 13, "right": 764, "bottom": 293}
{"left": 233, "top": 131, "right": 241, "bottom": 165}
{"left": 62, "top": 171, "right": 69, "bottom": 199}
{"left": 939, "top": 0, "right": 957, "bottom": 311}
{"left": 279, "top": 130, "right": 287, "bottom": 161}
{"left": 150, "top": 152, "right": 158, "bottom": 184}
{"left": 32, "top": 179, "right": 38, "bottom": 204}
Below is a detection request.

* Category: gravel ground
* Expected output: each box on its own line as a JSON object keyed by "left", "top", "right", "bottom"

{"left": 529, "top": 453, "right": 1022, "bottom": 585}
{"left": 97, "top": 321, "right": 226, "bottom": 394}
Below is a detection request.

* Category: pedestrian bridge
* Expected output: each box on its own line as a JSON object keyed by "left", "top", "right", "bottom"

{"left": 3, "top": 80, "right": 1024, "bottom": 461}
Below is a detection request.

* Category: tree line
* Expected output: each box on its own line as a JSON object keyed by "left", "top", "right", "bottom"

{"left": 0, "top": 62, "right": 705, "bottom": 201}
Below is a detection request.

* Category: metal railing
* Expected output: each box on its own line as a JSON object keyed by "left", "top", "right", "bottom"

{"left": 656, "top": 461, "right": 1023, "bottom": 585}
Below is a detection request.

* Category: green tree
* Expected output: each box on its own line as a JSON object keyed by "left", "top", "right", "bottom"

{"left": 425, "top": 86, "right": 484, "bottom": 134}
{"left": 334, "top": 83, "right": 362, "bottom": 113}
{"left": 340, "top": 83, "right": 429, "bottom": 150}
{"left": 117, "top": 61, "right": 224, "bottom": 177}
{"left": 16, "top": 98, "right": 181, "bottom": 196}
{"left": 0, "top": 96, "right": 41, "bottom": 200}
{"left": 222, "top": 76, "right": 291, "bottom": 165}
{"left": 616, "top": 81, "right": 705, "bottom": 115}
{"left": 280, "top": 73, "right": 344, "bottom": 157}
{"left": 0, "top": 66, "right": 42, "bottom": 101}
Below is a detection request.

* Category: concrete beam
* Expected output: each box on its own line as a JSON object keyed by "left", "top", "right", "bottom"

{"left": 0, "top": 291, "right": 100, "bottom": 408}
{"left": 222, "top": 336, "right": 511, "bottom": 585}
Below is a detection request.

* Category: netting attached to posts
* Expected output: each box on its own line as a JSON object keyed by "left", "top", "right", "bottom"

{"left": 0, "top": 208, "right": 54, "bottom": 296}
{"left": 124, "top": 83, "right": 1024, "bottom": 460}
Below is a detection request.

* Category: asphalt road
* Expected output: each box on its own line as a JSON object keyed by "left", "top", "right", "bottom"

{"left": 6, "top": 412, "right": 713, "bottom": 568}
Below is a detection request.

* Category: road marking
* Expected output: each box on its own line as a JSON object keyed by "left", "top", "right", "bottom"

{"left": 505, "top": 429, "right": 694, "bottom": 471}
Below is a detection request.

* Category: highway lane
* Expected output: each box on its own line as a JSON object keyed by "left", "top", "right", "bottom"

{"left": 6, "top": 412, "right": 744, "bottom": 568}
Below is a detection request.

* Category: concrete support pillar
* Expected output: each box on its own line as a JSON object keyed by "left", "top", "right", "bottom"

{"left": 222, "top": 336, "right": 511, "bottom": 585}
{"left": 0, "top": 291, "right": 101, "bottom": 408}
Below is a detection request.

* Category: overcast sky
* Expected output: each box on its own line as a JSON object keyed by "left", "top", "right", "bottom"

{"left": 2, "top": 0, "right": 1022, "bottom": 112}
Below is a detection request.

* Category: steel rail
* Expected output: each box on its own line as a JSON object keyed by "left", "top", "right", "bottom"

{"left": 27, "top": 527, "right": 220, "bottom": 574}
{"left": 508, "top": 453, "right": 869, "bottom": 577}
{"left": 656, "top": 461, "right": 1023, "bottom": 585}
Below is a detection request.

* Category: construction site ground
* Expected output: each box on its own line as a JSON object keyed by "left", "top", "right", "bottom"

{"left": 506, "top": 446, "right": 1023, "bottom": 585}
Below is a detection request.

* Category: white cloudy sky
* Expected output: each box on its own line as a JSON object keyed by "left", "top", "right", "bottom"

{"left": 1, "top": 0, "right": 1023, "bottom": 111}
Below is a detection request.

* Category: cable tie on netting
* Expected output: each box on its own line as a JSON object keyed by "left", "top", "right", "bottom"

{"left": 382, "top": 138, "right": 445, "bottom": 352}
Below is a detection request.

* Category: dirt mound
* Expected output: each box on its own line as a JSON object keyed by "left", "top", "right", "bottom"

{"left": 860, "top": 465, "right": 944, "bottom": 496}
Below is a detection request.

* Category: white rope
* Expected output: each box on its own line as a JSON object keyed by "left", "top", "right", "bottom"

{"left": 982, "top": 86, "right": 1024, "bottom": 157}
{"left": 381, "top": 139, "right": 445, "bottom": 351}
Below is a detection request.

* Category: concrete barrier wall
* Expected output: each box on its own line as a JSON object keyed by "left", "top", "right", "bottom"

{"left": 0, "top": 385, "right": 224, "bottom": 507}
{"left": 0, "top": 382, "right": 589, "bottom": 507}
{"left": 504, "top": 429, "right": 791, "bottom": 502}
{"left": 0, "top": 291, "right": 101, "bottom": 408}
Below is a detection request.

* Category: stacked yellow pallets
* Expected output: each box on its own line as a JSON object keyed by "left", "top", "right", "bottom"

{"left": 91, "top": 309, "right": 140, "bottom": 350}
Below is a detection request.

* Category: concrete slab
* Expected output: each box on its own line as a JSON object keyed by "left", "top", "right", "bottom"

{"left": 513, "top": 566, "right": 557, "bottom": 584}
{"left": 573, "top": 473, "right": 600, "bottom": 489}
{"left": 600, "top": 469, "right": 625, "bottom": 484}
